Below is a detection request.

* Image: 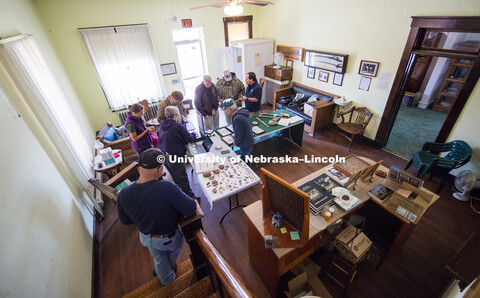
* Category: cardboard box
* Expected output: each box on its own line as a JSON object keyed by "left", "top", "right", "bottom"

{"left": 285, "top": 272, "right": 332, "bottom": 298}
{"left": 334, "top": 224, "right": 372, "bottom": 264}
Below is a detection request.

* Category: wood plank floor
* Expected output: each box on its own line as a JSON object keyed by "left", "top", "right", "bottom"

{"left": 95, "top": 111, "right": 480, "bottom": 298}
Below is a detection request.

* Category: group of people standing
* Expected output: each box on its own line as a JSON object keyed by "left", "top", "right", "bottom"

{"left": 116, "top": 70, "right": 260, "bottom": 287}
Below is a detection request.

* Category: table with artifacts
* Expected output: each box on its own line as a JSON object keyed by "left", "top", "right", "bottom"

{"left": 244, "top": 156, "right": 440, "bottom": 297}
{"left": 191, "top": 132, "right": 261, "bottom": 223}
{"left": 215, "top": 109, "right": 305, "bottom": 148}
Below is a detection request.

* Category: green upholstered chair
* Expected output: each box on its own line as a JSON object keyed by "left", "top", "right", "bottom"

{"left": 405, "top": 140, "right": 473, "bottom": 193}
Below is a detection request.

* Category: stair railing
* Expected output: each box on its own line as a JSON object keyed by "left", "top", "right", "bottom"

{"left": 194, "top": 229, "right": 255, "bottom": 298}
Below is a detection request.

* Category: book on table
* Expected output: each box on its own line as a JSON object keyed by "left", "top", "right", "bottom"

{"left": 298, "top": 173, "right": 342, "bottom": 215}
{"left": 368, "top": 183, "right": 394, "bottom": 201}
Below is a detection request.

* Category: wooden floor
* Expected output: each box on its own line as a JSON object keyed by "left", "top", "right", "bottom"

{"left": 95, "top": 115, "right": 480, "bottom": 297}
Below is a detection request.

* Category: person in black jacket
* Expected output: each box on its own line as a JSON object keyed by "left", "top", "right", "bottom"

{"left": 222, "top": 98, "right": 254, "bottom": 165}
{"left": 157, "top": 106, "right": 199, "bottom": 200}
{"left": 117, "top": 149, "right": 196, "bottom": 285}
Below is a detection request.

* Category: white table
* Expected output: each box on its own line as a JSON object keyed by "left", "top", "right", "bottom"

{"left": 191, "top": 132, "right": 261, "bottom": 223}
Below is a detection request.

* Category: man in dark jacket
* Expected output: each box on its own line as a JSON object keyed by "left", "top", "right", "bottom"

{"left": 157, "top": 106, "right": 199, "bottom": 200}
{"left": 117, "top": 149, "right": 196, "bottom": 285}
{"left": 194, "top": 75, "right": 219, "bottom": 133}
{"left": 222, "top": 98, "right": 254, "bottom": 165}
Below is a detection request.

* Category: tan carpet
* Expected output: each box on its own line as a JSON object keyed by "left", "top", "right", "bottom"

{"left": 122, "top": 259, "right": 214, "bottom": 298}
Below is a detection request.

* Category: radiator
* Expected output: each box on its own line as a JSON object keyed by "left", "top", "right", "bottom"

{"left": 116, "top": 102, "right": 159, "bottom": 123}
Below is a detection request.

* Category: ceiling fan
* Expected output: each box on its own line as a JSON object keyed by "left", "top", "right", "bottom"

{"left": 190, "top": 0, "right": 273, "bottom": 16}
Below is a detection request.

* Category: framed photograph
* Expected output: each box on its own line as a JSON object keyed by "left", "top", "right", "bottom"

{"left": 304, "top": 50, "right": 348, "bottom": 73}
{"left": 359, "top": 76, "right": 372, "bottom": 91}
{"left": 318, "top": 71, "right": 329, "bottom": 82}
{"left": 358, "top": 60, "right": 379, "bottom": 77}
{"left": 286, "top": 59, "right": 294, "bottom": 68}
{"left": 333, "top": 73, "right": 344, "bottom": 86}
{"left": 160, "top": 63, "right": 177, "bottom": 76}
{"left": 307, "top": 67, "right": 315, "bottom": 79}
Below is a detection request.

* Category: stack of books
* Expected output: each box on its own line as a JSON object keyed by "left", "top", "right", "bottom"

{"left": 298, "top": 173, "right": 342, "bottom": 215}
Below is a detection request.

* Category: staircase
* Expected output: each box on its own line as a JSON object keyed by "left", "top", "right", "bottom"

{"left": 123, "top": 259, "right": 217, "bottom": 298}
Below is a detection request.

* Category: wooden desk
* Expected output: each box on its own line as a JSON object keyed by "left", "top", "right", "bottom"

{"left": 244, "top": 161, "right": 439, "bottom": 297}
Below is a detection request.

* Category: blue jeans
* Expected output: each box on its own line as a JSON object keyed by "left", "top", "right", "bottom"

{"left": 139, "top": 228, "right": 184, "bottom": 285}
{"left": 240, "top": 147, "right": 252, "bottom": 166}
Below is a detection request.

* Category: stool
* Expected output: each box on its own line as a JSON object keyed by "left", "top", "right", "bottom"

{"left": 323, "top": 250, "right": 360, "bottom": 297}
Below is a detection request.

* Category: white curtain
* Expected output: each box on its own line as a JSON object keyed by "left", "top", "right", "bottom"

{"left": 79, "top": 24, "right": 165, "bottom": 110}
{"left": 0, "top": 34, "right": 101, "bottom": 216}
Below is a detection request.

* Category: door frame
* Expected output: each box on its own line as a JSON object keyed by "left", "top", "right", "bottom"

{"left": 375, "top": 16, "right": 480, "bottom": 147}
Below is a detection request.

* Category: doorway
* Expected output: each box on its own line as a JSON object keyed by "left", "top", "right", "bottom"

{"left": 172, "top": 28, "right": 208, "bottom": 100}
{"left": 377, "top": 17, "right": 480, "bottom": 157}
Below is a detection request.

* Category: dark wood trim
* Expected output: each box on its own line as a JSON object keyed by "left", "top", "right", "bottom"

{"left": 375, "top": 16, "right": 480, "bottom": 147}
{"left": 375, "top": 26, "right": 420, "bottom": 146}
{"left": 91, "top": 213, "right": 100, "bottom": 298}
{"left": 437, "top": 52, "right": 480, "bottom": 142}
{"left": 223, "top": 15, "right": 253, "bottom": 47}
{"left": 194, "top": 229, "right": 255, "bottom": 298}
{"left": 411, "top": 16, "right": 480, "bottom": 30}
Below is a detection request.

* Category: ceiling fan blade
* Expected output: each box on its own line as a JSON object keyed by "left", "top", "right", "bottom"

{"left": 189, "top": 1, "right": 231, "bottom": 10}
{"left": 241, "top": 0, "right": 274, "bottom": 6}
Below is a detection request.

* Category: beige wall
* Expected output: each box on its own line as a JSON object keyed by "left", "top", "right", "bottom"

{"left": 257, "top": 0, "right": 480, "bottom": 173}
{"left": 0, "top": 0, "right": 92, "bottom": 296}
{"left": 32, "top": 0, "right": 261, "bottom": 131}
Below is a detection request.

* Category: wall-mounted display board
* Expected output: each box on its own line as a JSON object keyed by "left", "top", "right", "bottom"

{"left": 304, "top": 50, "right": 348, "bottom": 73}
{"left": 276, "top": 45, "right": 305, "bottom": 62}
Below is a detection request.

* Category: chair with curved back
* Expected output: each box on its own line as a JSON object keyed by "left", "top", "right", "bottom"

{"left": 333, "top": 106, "right": 373, "bottom": 151}
{"left": 405, "top": 140, "right": 473, "bottom": 193}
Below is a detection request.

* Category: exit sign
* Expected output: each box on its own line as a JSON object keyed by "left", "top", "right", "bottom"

{"left": 181, "top": 19, "right": 192, "bottom": 28}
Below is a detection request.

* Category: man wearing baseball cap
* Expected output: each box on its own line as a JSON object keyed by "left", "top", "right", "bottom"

{"left": 222, "top": 99, "right": 254, "bottom": 165}
{"left": 216, "top": 70, "right": 245, "bottom": 125}
{"left": 116, "top": 148, "right": 196, "bottom": 285}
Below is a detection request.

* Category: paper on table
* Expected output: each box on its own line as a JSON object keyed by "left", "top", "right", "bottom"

{"left": 277, "top": 118, "right": 290, "bottom": 126}
{"left": 290, "top": 231, "right": 300, "bottom": 240}
{"left": 289, "top": 115, "right": 303, "bottom": 125}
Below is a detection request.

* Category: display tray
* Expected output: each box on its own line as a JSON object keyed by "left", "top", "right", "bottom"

{"left": 333, "top": 154, "right": 371, "bottom": 177}
{"left": 216, "top": 127, "right": 233, "bottom": 137}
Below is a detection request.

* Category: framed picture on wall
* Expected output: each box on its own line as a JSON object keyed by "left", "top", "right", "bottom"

{"left": 358, "top": 60, "right": 379, "bottom": 77}
{"left": 359, "top": 76, "right": 372, "bottom": 91}
{"left": 286, "top": 59, "right": 294, "bottom": 68}
{"left": 318, "top": 71, "right": 329, "bottom": 82}
{"left": 160, "top": 63, "right": 177, "bottom": 76}
{"left": 307, "top": 67, "right": 315, "bottom": 79}
{"left": 333, "top": 73, "right": 344, "bottom": 86}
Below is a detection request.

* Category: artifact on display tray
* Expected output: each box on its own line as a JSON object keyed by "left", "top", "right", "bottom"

{"left": 298, "top": 173, "right": 343, "bottom": 215}
{"left": 333, "top": 155, "right": 370, "bottom": 177}
{"left": 252, "top": 126, "right": 265, "bottom": 135}
{"left": 216, "top": 127, "right": 233, "bottom": 137}
{"left": 221, "top": 135, "right": 234, "bottom": 146}
{"left": 332, "top": 187, "right": 361, "bottom": 211}
{"left": 326, "top": 166, "right": 349, "bottom": 184}
{"left": 204, "top": 162, "right": 257, "bottom": 196}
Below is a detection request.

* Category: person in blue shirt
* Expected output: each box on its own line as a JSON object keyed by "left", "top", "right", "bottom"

{"left": 222, "top": 98, "right": 254, "bottom": 165}
{"left": 240, "top": 72, "right": 262, "bottom": 118}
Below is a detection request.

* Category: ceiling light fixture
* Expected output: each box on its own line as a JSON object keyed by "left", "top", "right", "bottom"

{"left": 224, "top": 3, "right": 243, "bottom": 16}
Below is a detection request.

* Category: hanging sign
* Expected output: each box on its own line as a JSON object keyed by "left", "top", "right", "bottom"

{"left": 181, "top": 19, "right": 192, "bottom": 28}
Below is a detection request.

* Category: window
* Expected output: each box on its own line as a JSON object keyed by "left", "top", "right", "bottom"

{"left": 172, "top": 28, "right": 208, "bottom": 100}
{"left": 223, "top": 16, "right": 253, "bottom": 46}
{"left": 79, "top": 24, "right": 164, "bottom": 110}
{"left": 0, "top": 34, "right": 102, "bottom": 215}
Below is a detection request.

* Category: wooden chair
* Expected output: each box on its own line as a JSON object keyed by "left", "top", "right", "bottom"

{"left": 333, "top": 106, "right": 373, "bottom": 151}
{"left": 260, "top": 168, "right": 310, "bottom": 248}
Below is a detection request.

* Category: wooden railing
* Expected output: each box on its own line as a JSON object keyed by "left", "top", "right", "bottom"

{"left": 194, "top": 229, "right": 255, "bottom": 298}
